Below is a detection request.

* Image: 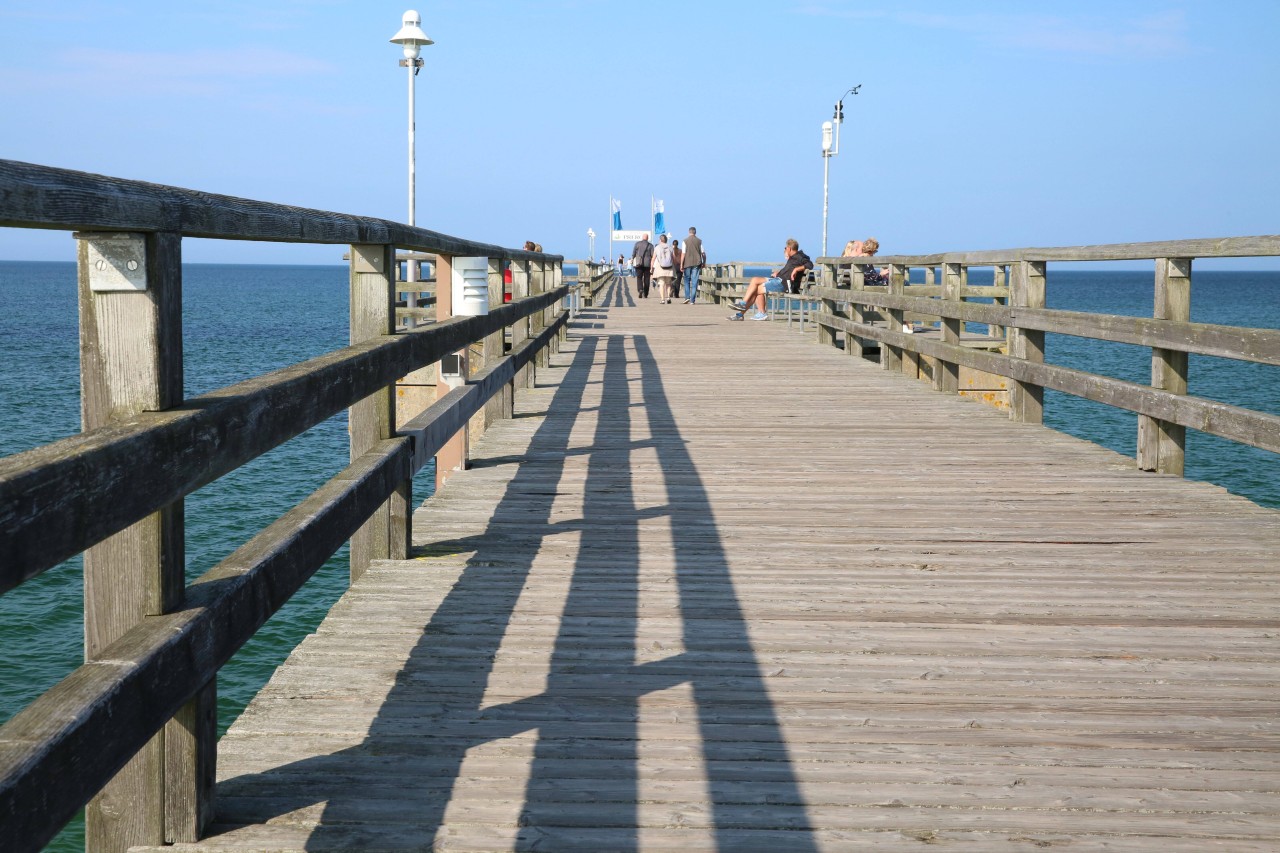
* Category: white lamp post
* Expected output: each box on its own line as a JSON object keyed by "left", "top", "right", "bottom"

{"left": 821, "top": 121, "right": 834, "bottom": 257}
{"left": 587, "top": 228, "right": 596, "bottom": 262}
{"left": 821, "top": 84, "right": 860, "bottom": 258}
{"left": 390, "top": 10, "right": 433, "bottom": 230}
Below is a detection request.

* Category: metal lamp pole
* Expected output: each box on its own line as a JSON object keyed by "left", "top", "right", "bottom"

{"left": 821, "top": 84, "right": 860, "bottom": 257}
{"left": 821, "top": 121, "right": 833, "bottom": 257}
{"left": 389, "top": 10, "right": 432, "bottom": 309}
{"left": 390, "top": 11, "right": 433, "bottom": 229}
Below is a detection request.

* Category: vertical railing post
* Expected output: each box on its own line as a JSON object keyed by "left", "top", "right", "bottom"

{"left": 78, "top": 231, "right": 212, "bottom": 850}
{"left": 990, "top": 265, "right": 1008, "bottom": 341}
{"left": 935, "top": 262, "right": 962, "bottom": 393}
{"left": 552, "top": 260, "right": 565, "bottom": 352}
{"left": 847, "top": 264, "right": 866, "bottom": 357}
{"left": 348, "top": 244, "right": 406, "bottom": 579}
{"left": 883, "top": 263, "right": 906, "bottom": 373}
{"left": 531, "top": 259, "right": 547, "bottom": 368}
{"left": 432, "top": 252, "right": 469, "bottom": 490}
{"left": 900, "top": 266, "right": 922, "bottom": 379}
{"left": 511, "top": 259, "right": 532, "bottom": 389}
{"left": 923, "top": 265, "right": 936, "bottom": 336}
{"left": 485, "top": 257, "right": 511, "bottom": 424}
{"left": 1009, "top": 259, "right": 1047, "bottom": 424}
{"left": 1138, "top": 257, "right": 1191, "bottom": 474}
{"left": 817, "top": 262, "right": 837, "bottom": 348}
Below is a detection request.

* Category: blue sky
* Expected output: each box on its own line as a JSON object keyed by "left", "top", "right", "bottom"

{"left": 1, "top": 1, "right": 1277, "bottom": 266}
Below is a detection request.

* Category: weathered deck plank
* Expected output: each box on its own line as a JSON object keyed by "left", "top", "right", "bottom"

{"left": 143, "top": 278, "right": 1280, "bottom": 851}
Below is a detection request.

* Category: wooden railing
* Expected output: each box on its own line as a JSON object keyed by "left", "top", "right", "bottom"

{"left": 701, "top": 238, "right": 1280, "bottom": 477}
{"left": 0, "top": 159, "right": 605, "bottom": 852}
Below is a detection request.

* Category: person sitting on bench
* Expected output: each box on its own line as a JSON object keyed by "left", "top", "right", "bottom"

{"left": 728, "top": 238, "right": 813, "bottom": 321}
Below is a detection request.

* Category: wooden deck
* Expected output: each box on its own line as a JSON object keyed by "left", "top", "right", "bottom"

{"left": 157, "top": 278, "right": 1280, "bottom": 851}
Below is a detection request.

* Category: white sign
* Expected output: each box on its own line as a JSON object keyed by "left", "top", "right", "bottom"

{"left": 612, "top": 230, "right": 650, "bottom": 243}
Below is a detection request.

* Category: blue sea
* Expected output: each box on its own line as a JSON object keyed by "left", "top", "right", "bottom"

{"left": 1, "top": 261, "right": 1278, "bottom": 850}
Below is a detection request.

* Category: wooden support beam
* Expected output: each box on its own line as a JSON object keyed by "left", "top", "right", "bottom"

{"left": 531, "top": 261, "right": 548, "bottom": 369}
{"left": 883, "top": 264, "right": 906, "bottom": 373}
{"left": 433, "top": 253, "right": 468, "bottom": 491}
{"left": 484, "top": 258, "right": 512, "bottom": 424}
{"left": 817, "top": 263, "right": 837, "bottom": 348}
{"left": 935, "top": 263, "right": 963, "bottom": 393}
{"left": 848, "top": 266, "right": 867, "bottom": 357}
{"left": 511, "top": 260, "right": 532, "bottom": 389}
{"left": 991, "top": 265, "right": 1008, "bottom": 340}
{"left": 1138, "top": 258, "right": 1191, "bottom": 474}
{"left": 348, "top": 244, "right": 404, "bottom": 578}
{"left": 1009, "top": 260, "right": 1047, "bottom": 424}
{"left": 77, "top": 231, "right": 211, "bottom": 850}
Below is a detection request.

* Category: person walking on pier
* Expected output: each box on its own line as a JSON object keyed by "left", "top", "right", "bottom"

{"left": 632, "top": 233, "right": 654, "bottom": 298}
{"left": 681, "top": 226, "right": 704, "bottom": 303}
{"left": 652, "top": 234, "right": 677, "bottom": 303}
{"left": 670, "top": 238, "right": 684, "bottom": 303}
{"left": 729, "top": 238, "right": 812, "bottom": 321}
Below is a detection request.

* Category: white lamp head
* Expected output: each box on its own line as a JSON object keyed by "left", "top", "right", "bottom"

{"left": 821, "top": 121, "right": 833, "bottom": 153}
{"left": 390, "top": 10, "right": 433, "bottom": 60}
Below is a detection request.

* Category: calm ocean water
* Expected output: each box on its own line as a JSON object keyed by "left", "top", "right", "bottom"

{"left": 1, "top": 261, "right": 1277, "bottom": 849}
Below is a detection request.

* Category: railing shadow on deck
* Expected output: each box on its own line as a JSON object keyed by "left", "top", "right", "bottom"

{"left": 209, "top": 308, "right": 818, "bottom": 849}
{"left": 600, "top": 273, "right": 636, "bottom": 309}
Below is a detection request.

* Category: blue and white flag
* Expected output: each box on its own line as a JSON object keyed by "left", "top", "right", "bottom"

{"left": 652, "top": 198, "right": 665, "bottom": 237}
{"left": 610, "top": 197, "right": 622, "bottom": 231}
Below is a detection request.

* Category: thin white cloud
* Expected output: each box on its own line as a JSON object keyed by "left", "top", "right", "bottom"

{"left": 797, "top": 5, "right": 1191, "bottom": 58}
{"left": 0, "top": 46, "right": 337, "bottom": 98}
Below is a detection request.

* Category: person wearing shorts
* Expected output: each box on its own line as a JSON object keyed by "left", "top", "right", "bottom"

{"left": 728, "top": 238, "right": 813, "bottom": 321}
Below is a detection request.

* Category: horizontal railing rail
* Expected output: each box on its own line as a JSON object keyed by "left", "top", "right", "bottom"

{"left": 0, "top": 289, "right": 564, "bottom": 596}
{"left": 814, "top": 235, "right": 1280, "bottom": 266}
{"left": 810, "top": 286, "right": 1280, "bottom": 367}
{"left": 0, "top": 159, "right": 560, "bottom": 262}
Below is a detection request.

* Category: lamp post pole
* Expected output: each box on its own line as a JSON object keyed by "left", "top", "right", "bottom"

{"left": 390, "top": 11, "right": 433, "bottom": 286}
{"left": 822, "top": 121, "right": 833, "bottom": 257}
{"left": 407, "top": 56, "right": 417, "bottom": 228}
{"left": 821, "top": 84, "right": 860, "bottom": 258}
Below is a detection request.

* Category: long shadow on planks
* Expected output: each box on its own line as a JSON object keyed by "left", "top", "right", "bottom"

{"left": 601, "top": 274, "right": 636, "bottom": 309}
{"left": 210, "top": 326, "right": 816, "bottom": 849}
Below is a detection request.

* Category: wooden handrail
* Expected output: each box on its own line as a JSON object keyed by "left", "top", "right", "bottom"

{"left": 818, "top": 311, "right": 1280, "bottom": 455}
{"left": 0, "top": 287, "right": 568, "bottom": 596}
{"left": 0, "top": 159, "right": 561, "bottom": 262}
{"left": 814, "top": 234, "right": 1280, "bottom": 266}
{"left": 0, "top": 159, "right": 579, "bottom": 851}
{"left": 808, "top": 285, "right": 1280, "bottom": 366}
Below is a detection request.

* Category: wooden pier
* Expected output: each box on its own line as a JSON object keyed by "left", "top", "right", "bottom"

{"left": 2, "top": 162, "right": 1280, "bottom": 851}
{"left": 148, "top": 278, "right": 1280, "bottom": 851}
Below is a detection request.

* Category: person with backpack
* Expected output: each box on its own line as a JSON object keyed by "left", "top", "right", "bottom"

{"left": 631, "top": 233, "right": 654, "bottom": 298}
{"left": 651, "top": 234, "right": 677, "bottom": 303}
